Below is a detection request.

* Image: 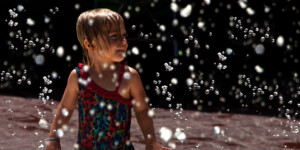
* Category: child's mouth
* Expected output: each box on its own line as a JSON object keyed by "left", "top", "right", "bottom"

{"left": 116, "top": 49, "right": 125, "bottom": 52}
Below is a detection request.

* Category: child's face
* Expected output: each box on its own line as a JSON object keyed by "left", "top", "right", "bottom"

{"left": 97, "top": 20, "right": 128, "bottom": 62}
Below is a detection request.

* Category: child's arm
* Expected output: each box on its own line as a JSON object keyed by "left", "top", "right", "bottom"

{"left": 46, "top": 70, "right": 79, "bottom": 149}
{"left": 129, "top": 68, "right": 163, "bottom": 150}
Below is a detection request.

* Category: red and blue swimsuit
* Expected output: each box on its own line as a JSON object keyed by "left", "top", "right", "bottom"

{"left": 75, "top": 62, "right": 134, "bottom": 150}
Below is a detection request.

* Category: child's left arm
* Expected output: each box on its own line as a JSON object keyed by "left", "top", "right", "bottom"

{"left": 129, "top": 68, "right": 163, "bottom": 150}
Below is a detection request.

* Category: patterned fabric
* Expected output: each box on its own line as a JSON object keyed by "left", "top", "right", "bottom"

{"left": 75, "top": 62, "right": 135, "bottom": 150}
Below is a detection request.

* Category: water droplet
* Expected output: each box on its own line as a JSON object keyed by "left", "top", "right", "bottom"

{"left": 74, "top": 3, "right": 80, "bottom": 10}
{"left": 17, "top": 5, "right": 24, "bottom": 12}
{"left": 174, "top": 128, "right": 186, "bottom": 141}
{"left": 159, "top": 25, "right": 166, "bottom": 32}
{"left": 254, "top": 44, "right": 265, "bottom": 55}
{"left": 186, "top": 78, "right": 193, "bottom": 86}
{"left": 246, "top": 7, "right": 255, "bottom": 15}
{"left": 61, "top": 108, "right": 69, "bottom": 117}
{"left": 56, "top": 46, "right": 64, "bottom": 57}
{"left": 87, "top": 19, "right": 94, "bottom": 26}
{"left": 72, "top": 45, "right": 78, "bottom": 51}
{"left": 226, "top": 48, "right": 233, "bottom": 55}
{"left": 8, "top": 20, "right": 14, "bottom": 27}
{"left": 180, "top": 4, "right": 192, "bottom": 18}
{"left": 40, "top": 47, "right": 45, "bottom": 52}
{"left": 204, "top": 0, "right": 211, "bottom": 5}
{"left": 39, "top": 119, "right": 48, "bottom": 128}
{"left": 26, "top": 18, "right": 35, "bottom": 26}
{"left": 135, "top": 6, "right": 140, "bottom": 12}
{"left": 159, "top": 127, "right": 172, "bottom": 142}
{"left": 156, "top": 72, "right": 160, "bottom": 77}
{"left": 255, "top": 65, "right": 264, "bottom": 74}
{"left": 170, "top": 2, "right": 179, "bottom": 12}
{"left": 238, "top": 1, "right": 247, "bottom": 9}
{"left": 56, "top": 129, "right": 64, "bottom": 138}
{"left": 123, "top": 11, "right": 130, "bottom": 19}
{"left": 51, "top": 72, "right": 58, "bottom": 79}
{"left": 197, "top": 21, "right": 205, "bottom": 29}
{"left": 172, "top": 58, "right": 179, "bottom": 66}
{"left": 35, "top": 54, "right": 45, "bottom": 65}
{"left": 107, "top": 104, "right": 113, "bottom": 111}
{"left": 144, "top": 34, "right": 149, "bottom": 39}
{"left": 17, "top": 79, "right": 22, "bottom": 84}
{"left": 44, "top": 16, "right": 50, "bottom": 24}
{"left": 149, "top": 43, "right": 153, "bottom": 48}
{"left": 89, "top": 109, "right": 95, "bottom": 116}
{"left": 205, "top": 44, "right": 210, "bottom": 49}
{"left": 172, "top": 19, "right": 178, "bottom": 26}
{"left": 131, "top": 25, "right": 136, "bottom": 30}
{"left": 110, "top": 64, "right": 116, "bottom": 71}
{"left": 205, "top": 89, "right": 210, "bottom": 95}
{"left": 164, "top": 63, "right": 173, "bottom": 71}
{"left": 188, "top": 65, "right": 194, "bottom": 71}
{"left": 214, "top": 126, "right": 221, "bottom": 134}
{"left": 265, "top": 34, "right": 269, "bottom": 38}
{"left": 38, "top": 144, "right": 44, "bottom": 149}
{"left": 276, "top": 36, "right": 284, "bottom": 47}
{"left": 148, "top": 109, "right": 154, "bottom": 117}
{"left": 123, "top": 72, "right": 131, "bottom": 80}
{"left": 132, "top": 47, "right": 139, "bottom": 55}
{"left": 184, "top": 39, "right": 189, "bottom": 44}
{"left": 73, "top": 143, "right": 79, "bottom": 149}
{"left": 79, "top": 66, "right": 88, "bottom": 74}
{"left": 264, "top": 5, "right": 270, "bottom": 13}
{"left": 171, "top": 78, "right": 178, "bottom": 85}
{"left": 156, "top": 45, "right": 162, "bottom": 52}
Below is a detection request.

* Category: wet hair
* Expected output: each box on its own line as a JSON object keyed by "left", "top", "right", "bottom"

{"left": 76, "top": 8, "right": 124, "bottom": 66}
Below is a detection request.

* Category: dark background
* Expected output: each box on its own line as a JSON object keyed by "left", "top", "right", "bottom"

{"left": 1, "top": 0, "right": 300, "bottom": 118}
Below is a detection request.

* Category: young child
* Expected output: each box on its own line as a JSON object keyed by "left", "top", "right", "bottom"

{"left": 46, "top": 8, "right": 169, "bottom": 150}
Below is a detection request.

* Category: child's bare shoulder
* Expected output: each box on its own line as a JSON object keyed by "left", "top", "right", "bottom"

{"left": 125, "top": 66, "right": 143, "bottom": 88}
{"left": 69, "top": 69, "right": 79, "bottom": 80}
{"left": 126, "top": 66, "right": 140, "bottom": 80}
{"left": 67, "top": 69, "right": 79, "bottom": 88}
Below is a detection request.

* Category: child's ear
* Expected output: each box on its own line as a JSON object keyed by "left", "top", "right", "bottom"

{"left": 83, "top": 39, "right": 95, "bottom": 51}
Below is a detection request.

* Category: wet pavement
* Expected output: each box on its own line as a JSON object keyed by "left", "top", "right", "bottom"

{"left": 0, "top": 95, "right": 299, "bottom": 150}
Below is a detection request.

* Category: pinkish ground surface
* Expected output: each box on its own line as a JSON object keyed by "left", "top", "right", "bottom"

{"left": 0, "top": 95, "right": 300, "bottom": 150}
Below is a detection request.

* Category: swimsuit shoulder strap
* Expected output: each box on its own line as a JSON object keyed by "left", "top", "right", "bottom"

{"left": 74, "top": 63, "right": 84, "bottom": 78}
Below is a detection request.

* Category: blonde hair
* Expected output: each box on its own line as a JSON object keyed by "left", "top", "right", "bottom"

{"left": 76, "top": 8, "right": 123, "bottom": 66}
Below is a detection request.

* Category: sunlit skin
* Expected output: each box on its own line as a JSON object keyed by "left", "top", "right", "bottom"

{"left": 47, "top": 18, "right": 167, "bottom": 150}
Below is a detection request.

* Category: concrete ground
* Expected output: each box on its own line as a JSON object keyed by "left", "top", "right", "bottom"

{"left": 0, "top": 95, "right": 299, "bottom": 150}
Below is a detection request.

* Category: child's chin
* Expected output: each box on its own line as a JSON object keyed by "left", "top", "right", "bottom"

{"left": 113, "top": 57, "right": 125, "bottom": 62}
{"left": 113, "top": 54, "right": 126, "bottom": 62}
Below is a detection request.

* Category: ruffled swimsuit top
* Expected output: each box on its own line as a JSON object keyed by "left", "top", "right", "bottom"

{"left": 75, "top": 62, "right": 135, "bottom": 150}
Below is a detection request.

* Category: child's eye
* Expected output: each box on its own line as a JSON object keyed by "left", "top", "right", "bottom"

{"left": 122, "top": 34, "right": 128, "bottom": 39}
{"left": 110, "top": 35, "right": 117, "bottom": 38}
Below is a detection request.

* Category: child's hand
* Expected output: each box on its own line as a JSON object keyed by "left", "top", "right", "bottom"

{"left": 46, "top": 141, "right": 61, "bottom": 150}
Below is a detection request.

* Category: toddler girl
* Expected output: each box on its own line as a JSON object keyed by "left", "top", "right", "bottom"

{"left": 46, "top": 8, "right": 169, "bottom": 150}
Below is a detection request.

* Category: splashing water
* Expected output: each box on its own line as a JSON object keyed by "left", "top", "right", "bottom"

{"left": 159, "top": 127, "right": 172, "bottom": 142}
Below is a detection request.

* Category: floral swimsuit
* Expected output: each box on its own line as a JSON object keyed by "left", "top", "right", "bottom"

{"left": 75, "top": 62, "right": 135, "bottom": 150}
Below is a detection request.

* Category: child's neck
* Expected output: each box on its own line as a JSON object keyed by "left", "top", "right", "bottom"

{"left": 90, "top": 59, "right": 120, "bottom": 74}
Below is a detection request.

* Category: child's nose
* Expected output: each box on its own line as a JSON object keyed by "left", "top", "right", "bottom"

{"left": 119, "top": 37, "right": 127, "bottom": 46}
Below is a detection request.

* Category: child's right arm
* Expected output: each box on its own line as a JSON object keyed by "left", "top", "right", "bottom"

{"left": 46, "top": 70, "right": 79, "bottom": 150}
